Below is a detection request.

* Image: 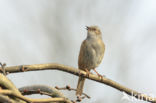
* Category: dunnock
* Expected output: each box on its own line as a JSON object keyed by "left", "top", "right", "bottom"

{"left": 76, "top": 26, "right": 105, "bottom": 95}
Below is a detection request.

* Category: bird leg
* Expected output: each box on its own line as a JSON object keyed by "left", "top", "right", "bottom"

{"left": 93, "top": 69, "right": 103, "bottom": 79}
{"left": 85, "top": 69, "right": 90, "bottom": 77}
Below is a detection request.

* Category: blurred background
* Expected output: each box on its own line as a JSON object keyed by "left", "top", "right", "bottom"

{"left": 0, "top": 0, "right": 156, "bottom": 103}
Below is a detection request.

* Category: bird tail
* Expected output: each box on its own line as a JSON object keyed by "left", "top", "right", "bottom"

{"left": 76, "top": 77, "right": 85, "bottom": 96}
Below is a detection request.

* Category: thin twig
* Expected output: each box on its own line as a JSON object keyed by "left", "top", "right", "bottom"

{"left": 19, "top": 85, "right": 65, "bottom": 97}
{"left": 55, "top": 85, "right": 90, "bottom": 102}
{"left": 55, "top": 85, "right": 90, "bottom": 98}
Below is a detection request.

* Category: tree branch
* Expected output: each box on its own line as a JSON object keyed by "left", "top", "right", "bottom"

{"left": 0, "top": 94, "right": 16, "bottom": 103}
{"left": 0, "top": 73, "right": 72, "bottom": 103}
{"left": 55, "top": 85, "right": 90, "bottom": 99}
{"left": 3, "top": 63, "right": 156, "bottom": 103}
{"left": 0, "top": 89, "right": 72, "bottom": 103}
{"left": 19, "top": 85, "right": 65, "bottom": 97}
{"left": 0, "top": 74, "right": 26, "bottom": 103}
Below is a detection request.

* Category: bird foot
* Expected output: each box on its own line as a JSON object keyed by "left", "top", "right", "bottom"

{"left": 20, "top": 65, "right": 28, "bottom": 72}
{"left": 85, "top": 69, "right": 91, "bottom": 78}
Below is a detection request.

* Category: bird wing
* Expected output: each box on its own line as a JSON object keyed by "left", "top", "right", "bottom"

{"left": 78, "top": 40, "right": 96, "bottom": 70}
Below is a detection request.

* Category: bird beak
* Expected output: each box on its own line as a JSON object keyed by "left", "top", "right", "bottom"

{"left": 85, "top": 26, "right": 89, "bottom": 30}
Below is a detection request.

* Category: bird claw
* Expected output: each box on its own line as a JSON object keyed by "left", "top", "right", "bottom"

{"left": 85, "top": 69, "right": 91, "bottom": 78}
{"left": 97, "top": 74, "right": 103, "bottom": 80}
{"left": 21, "top": 66, "right": 25, "bottom": 72}
{"left": 93, "top": 69, "right": 104, "bottom": 80}
{"left": 20, "top": 65, "right": 27, "bottom": 72}
{"left": 78, "top": 70, "right": 81, "bottom": 76}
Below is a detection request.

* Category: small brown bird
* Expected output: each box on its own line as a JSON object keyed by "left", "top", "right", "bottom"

{"left": 76, "top": 26, "right": 105, "bottom": 96}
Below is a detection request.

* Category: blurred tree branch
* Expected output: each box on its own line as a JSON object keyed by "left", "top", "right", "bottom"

{"left": 0, "top": 94, "right": 16, "bottom": 103}
{"left": 0, "top": 71, "right": 72, "bottom": 103}
{"left": 0, "top": 73, "right": 26, "bottom": 103}
{"left": 2, "top": 63, "right": 156, "bottom": 103}
{"left": 19, "top": 85, "right": 65, "bottom": 97}
{"left": 0, "top": 89, "right": 71, "bottom": 103}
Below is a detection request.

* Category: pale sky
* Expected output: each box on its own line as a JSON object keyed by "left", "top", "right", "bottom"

{"left": 0, "top": 0, "right": 156, "bottom": 103}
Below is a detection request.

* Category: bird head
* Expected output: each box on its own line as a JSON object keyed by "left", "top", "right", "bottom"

{"left": 86, "top": 26, "right": 102, "bottom": 38}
